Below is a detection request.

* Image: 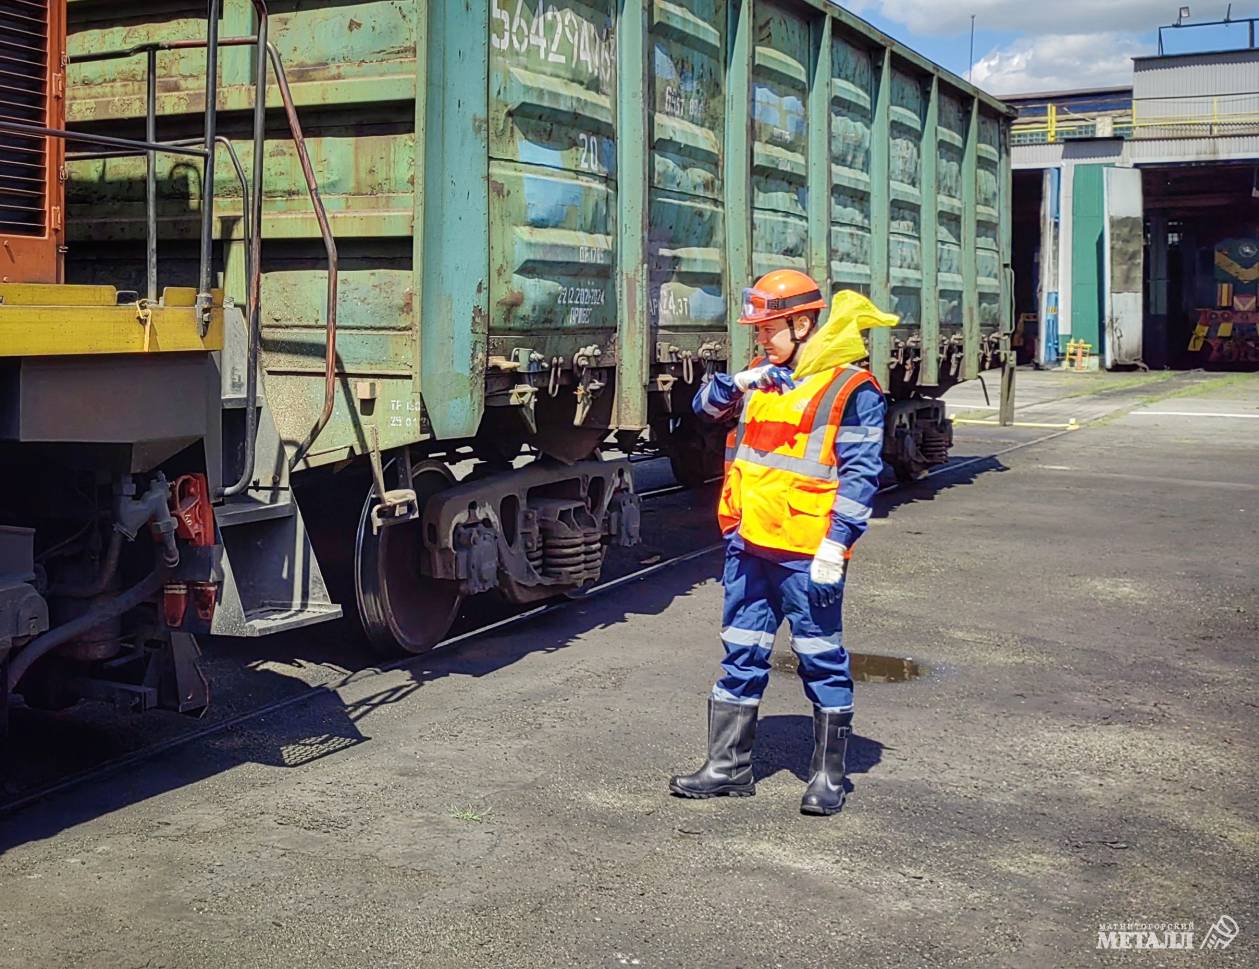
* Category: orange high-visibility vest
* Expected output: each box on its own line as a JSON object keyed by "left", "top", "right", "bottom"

{"left": 717, "top": 364, "right": 880, "bottom": 556}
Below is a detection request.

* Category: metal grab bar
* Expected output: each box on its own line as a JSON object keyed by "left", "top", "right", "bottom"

{"left": 223, "top": 2, "right": 269, "bottom": 498}
{"left": 265, "top": 39, "right": 340, "bottom": 470}
{"left": 196, "top": 0, "right": 221, "bottom": 335}
{"left": 55, "top": 6, "right": 339, "bottom": 481}
{"left": 147, "top": 48, "right": 158, "bottom": 300}
{"left": 30, "top": 3, "right": 267, "bottom": 498}
{"left": 0, "top": 120, "right": 210, "bottom": 159}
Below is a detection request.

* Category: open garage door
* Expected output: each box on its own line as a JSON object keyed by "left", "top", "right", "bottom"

{"left": 1103, "top": 167, "right": 1145, "bottom": 368}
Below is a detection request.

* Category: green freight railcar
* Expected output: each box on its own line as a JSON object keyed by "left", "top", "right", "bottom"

{"left": 64, "top": 0, "right": 1014, "bottom": 651}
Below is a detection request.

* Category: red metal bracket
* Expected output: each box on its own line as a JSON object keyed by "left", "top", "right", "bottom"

{"left": 170, "top": 474, "right": 216, "bottom": 547}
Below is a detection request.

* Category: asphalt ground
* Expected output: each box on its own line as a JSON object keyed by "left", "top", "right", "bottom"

{"left": 0, "top": 372, "right": 1256, "bottom": 968}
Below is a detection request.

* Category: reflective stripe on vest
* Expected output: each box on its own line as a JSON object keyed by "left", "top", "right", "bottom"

{"left": 718, "top": 364, "right": 880, "bottom": 556}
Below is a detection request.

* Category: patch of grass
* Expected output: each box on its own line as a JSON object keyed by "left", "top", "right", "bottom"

{"left": 1141, "top": 371, "right": 1255, "bottom": 403}
{"left": 950, "top": 370, "right": 1174, "bottom": 422}
{"left": 449, "top": 806, "right": 490, "bottom": 823}
{"left": 1058, "top": 370, "right": 1176, "bottom": 400}
{"left": 1090, "top": 372, "right": 1255, "bottom": 427}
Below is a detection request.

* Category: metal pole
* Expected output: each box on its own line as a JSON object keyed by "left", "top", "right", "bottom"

{"left": 1000, "top": 266, "right": 1016, "bottom": 426}
{"left": 146, "top": 48, "right": 158, "bottom": 302}
{"left": 70, "top": 36, "right": 259, "bottom": 65}
{"left": 967, "top": 15, "right": 975, "bottom": 83}
{"left": 0, "top": 120, "right": 209, "bottom": 158}
{"left": 220, "top": 3, "right": 270, "bottom": 499}
{"left": 268, "top": 39, "right": 339, "bottom": 470}
{"left": 197, "top": 0, "right": 222, "bottom": 335}
{"left": 999, "top": 346, "right": 1016, "bottom": 425}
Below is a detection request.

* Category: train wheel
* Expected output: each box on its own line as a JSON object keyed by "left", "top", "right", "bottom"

{"left": 663, "top": 414, "right": 724, "bottom": 488}
{"left": 354, "top": 460, "right": 463, "bottom": 657}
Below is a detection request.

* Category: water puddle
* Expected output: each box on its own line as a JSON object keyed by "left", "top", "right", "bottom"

{"left": 772, "top": 650, "right": 924, "bottom": 683}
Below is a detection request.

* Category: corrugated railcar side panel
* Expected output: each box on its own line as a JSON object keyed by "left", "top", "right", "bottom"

{"left": 64, "top": 0, "right": 1015, "bottom": 465}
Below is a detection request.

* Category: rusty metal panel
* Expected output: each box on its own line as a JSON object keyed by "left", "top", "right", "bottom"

{"left": 867, "top": 47, "right": 891, "bottom": 385}
{"left": 57, "top": 0, "right": 1019, "bottom": 459}
{"left": 66, "top": 132, "right": 418, "bottom": 242}
{"left": 936, "top": 89, "right": 967, "bottom": 336}
{"left": 614, "top": 0, "right": 648, "bottom": 428}
{"left": 888, "top": 63, "right": 924, "bottom": 334}
{"left": 64, "top": 0, "right": 424, "bottom": 464}
{"left": 648, "top": 0, "right": 726, "bottom": 346}
{"left": 750, "top": 1, "right": 809, "bottom": 278}
{"left": 961, "top": 96, "right": 979, "bottom": 381}
{"left": 829, "top": 29, "right": 873, "bottom": 294}
{"left": 976, "top": 109, "right": 1003, "bottom": 342}
{"left": 67, "top": 1, "right": 230, "bottom": 117}
{"left": 67, "top": 0, "right": 416, "bottom": 118}
{"left": 487, "top": 0, "right": 617, "bottom": 361}
{"left": 722, "top": 0, "right": 752, "bottom": 369}
{"left": 918, "top": 76, "right": 939, "bottom": 386}
{"left": 264, "top": 2, "right": 417, "bottom": 88}
{"left": 420, "top": 0, "right": 489, "bottom": 441}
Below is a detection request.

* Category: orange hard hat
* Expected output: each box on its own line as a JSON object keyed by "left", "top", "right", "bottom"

{"left": 738, "top": 269, "right": 826, "bottom": 326}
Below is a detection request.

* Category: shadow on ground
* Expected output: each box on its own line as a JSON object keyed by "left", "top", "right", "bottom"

{"left": 0, "top": 555, "right": 723, "bottom": 851}
{"left": 875, "top": 455, "right": 1010, "bottom": 519}
{"left": 2, "top": 453, "right": 986, "bottom": 850}
{"left": 753, "top": 713, "right": 886, "bottom": 789}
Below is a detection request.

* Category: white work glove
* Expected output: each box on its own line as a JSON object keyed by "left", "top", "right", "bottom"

{"left": 733, "top": 364, "right": 796, "bottom": 394}
{"left": 808, "top": 538, "right": 848, "bottom": 608}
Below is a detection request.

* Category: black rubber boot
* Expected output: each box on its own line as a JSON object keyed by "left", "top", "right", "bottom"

{"left": 800, "top": 709, "right": 852, "bottom": 816}
{"left": 669, "top": 697, "right": 757, "bottom": 798}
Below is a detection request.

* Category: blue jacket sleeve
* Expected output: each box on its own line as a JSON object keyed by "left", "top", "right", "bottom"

{"left": 692, "top": 371, "right": 744, "bottom": 422}
{"left": 827, "top": 383, "right": 886, "bottom": 549}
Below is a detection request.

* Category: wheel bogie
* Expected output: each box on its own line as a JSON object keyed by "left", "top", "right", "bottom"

{"left": 352, "top": 454, "right": 641, "bottom": 657}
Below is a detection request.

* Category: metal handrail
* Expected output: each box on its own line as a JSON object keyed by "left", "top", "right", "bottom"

{"left": 1158, "top": 15, "right": 1257, "bottom": 55}
{"left": 1012, "top": 104, "right": 1259, "bottom": 143}
{"left": 0, "top": 120, "right": 210, "bottom": 159}
{"left": 265, "top": 38, "right": 340, "bottom": 471}
{"left": 196, "top": 0, "right": 221, "bottom": 333}
{"left": 42, "top": 3, "right": 266, "bottom": 497}
{"left": 52, "top": 5, "right": 341, "bottom": 484}
{"left": 236, "top": 7, "right": 269, "bottom": 498}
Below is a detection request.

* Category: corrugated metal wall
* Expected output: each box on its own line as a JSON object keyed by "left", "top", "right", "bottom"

{"left": 1133, "top": 49, "right": 1259, "bottom": 139}
{"left": 1134, "top": 50, "right": 1259, "bottom": 99}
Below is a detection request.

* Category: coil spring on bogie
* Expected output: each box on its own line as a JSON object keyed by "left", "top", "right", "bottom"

{"left": 920, "top": 424, "right": 951, "bottom": 466}
{"left": 539, "top": 524, "right": 603, "bottom": 582}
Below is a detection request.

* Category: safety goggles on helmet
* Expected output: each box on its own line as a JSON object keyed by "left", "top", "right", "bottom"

{"left": 739, "top": 286, "right": 825, "bottom": 326}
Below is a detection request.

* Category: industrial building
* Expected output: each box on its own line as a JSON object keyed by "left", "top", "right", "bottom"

{"left": 1005, "top": 22, "right": 1259, "bottom": 370}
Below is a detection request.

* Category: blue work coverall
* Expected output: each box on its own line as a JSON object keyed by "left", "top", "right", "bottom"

{"left": 693, "top": 370, "right": 886, "bottom": 712}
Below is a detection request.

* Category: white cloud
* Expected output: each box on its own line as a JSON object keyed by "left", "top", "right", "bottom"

{"left": 971, "top": 32, "right": 1148, "bottom": 95}
{"left": 845, "top": 0, "right": 1230, "bottom": 36}
{"left": 839, "top": 0, "right": 1241, "bottom": 96}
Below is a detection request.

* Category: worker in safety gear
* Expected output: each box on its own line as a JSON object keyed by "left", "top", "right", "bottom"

{"left": 670, "top": 269, "right": 892, "bottom": 816}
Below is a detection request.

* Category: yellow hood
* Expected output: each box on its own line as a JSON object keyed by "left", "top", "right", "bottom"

{"left": 792, "top": 290, "right": 898, "bottom": 380}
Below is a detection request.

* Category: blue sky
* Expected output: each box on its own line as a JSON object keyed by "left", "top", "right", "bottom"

{"left": 837, "top": 2, "right": 1254, "bottom": 95}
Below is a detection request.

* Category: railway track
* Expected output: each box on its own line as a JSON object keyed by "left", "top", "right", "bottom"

{"left": 0, "top": 426, "right": 1074, "bottom": 815}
